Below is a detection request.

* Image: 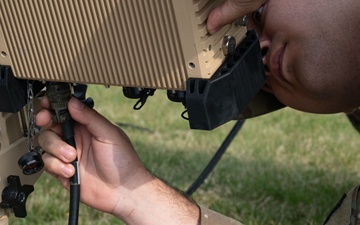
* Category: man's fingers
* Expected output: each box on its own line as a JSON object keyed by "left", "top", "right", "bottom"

{"left": 35, "top": 109, "right": 52, "bottom": 128}
{"left": 39, "top": 95, "right": 50, "bottom": 109}
{"left": 207, "top": 0, "right": 266, "bottom": 34}
{"left": 36, "top": 95, "right": 62, "bottom": 134}
{"left": 38, "top": 130, "right": 77, "bottom": 163}
{"left": 68, "top": 97, "right": 128, "bottom": 143}
{"left": 43, "top": 152, "right": 75, "bottom": 179}
{"left": 207, "top": 1, "right": 243, "bottom": 34}
{"left": 36, "top": 109, "right": 63, "bottom": 135}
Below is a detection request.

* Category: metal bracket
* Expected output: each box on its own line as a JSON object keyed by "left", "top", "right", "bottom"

{"left": 186, "top": 30, "right": 266, "bottom": 130}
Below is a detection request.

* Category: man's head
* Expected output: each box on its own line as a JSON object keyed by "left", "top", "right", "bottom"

{"left": 248, "top": 0, "right": 360, "bottom": 113}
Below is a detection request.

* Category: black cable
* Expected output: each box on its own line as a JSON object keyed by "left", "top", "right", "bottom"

{"left": 69, "top": 185, "right": 80, "bottom": 225}
{"left": 62, "top": 119, "right": 80, "bottom": 225}
{"left": 46, "top": 83, "right": 80, "bottom": 225}
{"left": 185, "top": 120, "right": 245, "bottom": 196}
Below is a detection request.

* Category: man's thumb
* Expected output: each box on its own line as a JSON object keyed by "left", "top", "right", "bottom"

{"left": 207, "top": 0, "right": 265, "bottom": 34}
{"left": 68, "top": 97, "right": 120, "bottom": 140}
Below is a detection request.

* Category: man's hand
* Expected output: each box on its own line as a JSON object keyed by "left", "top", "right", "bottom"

{"left": 207, "top": 0, "right": 266, "bottom": 34}
{"left": 36, "top": 97, "right": 145, "bottom": 216}
{"left": 36, "top": 97, "right": 199, "bottom": 224}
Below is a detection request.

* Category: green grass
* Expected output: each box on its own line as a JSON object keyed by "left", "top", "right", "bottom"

{"left": 12, "top": 85, "right": 360, "bottom": 225}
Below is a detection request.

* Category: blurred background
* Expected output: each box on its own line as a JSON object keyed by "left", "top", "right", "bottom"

{"left": 12, "top": 85, "right": 360, "bottom": 225}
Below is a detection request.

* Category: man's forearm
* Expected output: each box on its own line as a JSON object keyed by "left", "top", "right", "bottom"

{"left": 113, "top": 170, "right": 200, "bottom": 225}
{"left": 112, "top": 168, "right": 244, "bottom": 225}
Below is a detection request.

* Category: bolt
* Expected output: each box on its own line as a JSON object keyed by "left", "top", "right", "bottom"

{"left": 235, "top": 15, "right": 248, "bottom": 27}
{"left": 223, "top": 36, "right": 237, "bottom": 56}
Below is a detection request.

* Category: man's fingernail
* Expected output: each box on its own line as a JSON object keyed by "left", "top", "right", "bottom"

{"left": 71, "top": 98, "right": 85, "bottom": 110}
{"left": 61, "top": 147, "right": 74, "bottom": 161}
{"left": 62, "top": 165, "right": 74, "bottom": 177}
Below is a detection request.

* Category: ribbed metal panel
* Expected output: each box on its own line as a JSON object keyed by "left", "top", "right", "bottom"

{"left": 0, "top": 0, "right": 187, "bottom": 89}
{"left": 0, "top": 0, "right": 246, "bottom": 90}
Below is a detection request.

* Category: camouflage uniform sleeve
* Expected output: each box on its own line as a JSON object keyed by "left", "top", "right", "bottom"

{"left": 199, "top": 206, "right": 244, "bottom": 225}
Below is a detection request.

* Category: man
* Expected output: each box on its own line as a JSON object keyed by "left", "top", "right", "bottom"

{"left": 210, "top": 0, "right": 360, "bottom": 114}
{"left": 36, "top": 0, "right": 360, "bottom": 224}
